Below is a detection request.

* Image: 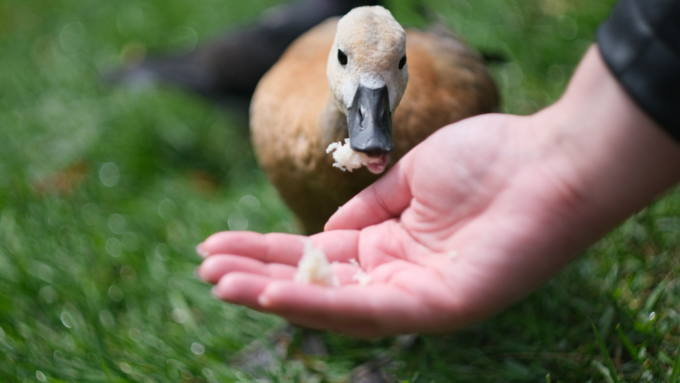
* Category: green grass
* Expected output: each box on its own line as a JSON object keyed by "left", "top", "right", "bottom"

{"left": 1, "top": 0, "right": 679, "bottom": 382}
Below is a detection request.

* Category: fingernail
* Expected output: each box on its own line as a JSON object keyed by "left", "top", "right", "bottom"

{"left": 196, "top": 243, "right": 209, "bottom": 258}
{"left": 258, "top": 294, "right": 271, "bottom": 307}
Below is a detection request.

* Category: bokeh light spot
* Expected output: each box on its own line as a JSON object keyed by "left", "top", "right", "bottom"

{"left": 228, "top": 213, "right": 248, "bottom": 231}
{"left": 99, "top": 163, "right": 120, "bottom": 187}
{"left": 191, "top": 342, "right": 205, "bottom": 355}
{"left": 108, "top": 285, "right": 123, "bottom": 302}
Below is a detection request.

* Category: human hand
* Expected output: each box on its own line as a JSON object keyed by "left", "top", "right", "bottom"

{"left": 197, "top": 109, "right": 594, "bottom": 338}
{"left": 197, "top": 47, "right": 680, "bottom": 337}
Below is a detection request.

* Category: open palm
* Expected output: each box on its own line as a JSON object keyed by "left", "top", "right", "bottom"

{"left": 197, "top": 112, "right": 601, "bottom": 337}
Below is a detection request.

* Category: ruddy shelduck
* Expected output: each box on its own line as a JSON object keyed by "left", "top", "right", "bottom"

{"left": 251, "top": 6, "right": 498, "bottom": 233}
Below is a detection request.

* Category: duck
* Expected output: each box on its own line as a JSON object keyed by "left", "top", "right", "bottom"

{"left": 250, "top": 5, "right": 498, "bottom": 234}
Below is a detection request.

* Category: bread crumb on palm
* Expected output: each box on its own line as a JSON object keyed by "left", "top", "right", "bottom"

{"left": 349, "top": 258, "right": 372, "bottom": 285}
{"left": 295, "top": 241, "right": 339, "bottom": 287}
{"left": 326, "top": 139, "right": 372, "bottom": 172}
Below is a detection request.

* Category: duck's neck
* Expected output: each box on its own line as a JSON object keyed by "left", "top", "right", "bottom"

{"left": 319, "top": 97, "right": 349, "bottom": 147}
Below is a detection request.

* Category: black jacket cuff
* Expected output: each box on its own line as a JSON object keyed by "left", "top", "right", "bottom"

{"left": 596, "top": 0, "right": 680, "bottom": 139}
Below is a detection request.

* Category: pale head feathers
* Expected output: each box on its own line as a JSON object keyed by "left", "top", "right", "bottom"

{"left": 327, "top": 6, "right": 408, "bottom": 115}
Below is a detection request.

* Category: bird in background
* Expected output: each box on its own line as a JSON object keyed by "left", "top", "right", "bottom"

{"left": 108, "top": 0, "right": 381, "bottom": 107}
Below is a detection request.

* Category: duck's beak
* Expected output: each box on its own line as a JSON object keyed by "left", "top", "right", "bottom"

{"left": 347, "top": 85, "right": 394, "bottom": 164}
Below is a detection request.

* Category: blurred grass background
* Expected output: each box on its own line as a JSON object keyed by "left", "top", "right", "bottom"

{"left": 1, "top": 0, "right": 680, "bottom": 382}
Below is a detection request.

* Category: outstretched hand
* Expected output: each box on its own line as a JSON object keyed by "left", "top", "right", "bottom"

{"left": 196, "top": 47, "right": 680, "bottom": 337}
{"left": 197, "top": 112, "right": 589, "bottom": 337}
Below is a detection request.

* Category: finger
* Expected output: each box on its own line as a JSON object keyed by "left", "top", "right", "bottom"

{"left": 198, "top": 254, "right": 297, "bottom": 284}
{"left": 252, "top": 283, "right": 386, "bottom": 337}
{"left": 258, "top": 281, "right": 425, "bottom": 333}
{"left": 325, "top": 159, "right": 413, "bottom": 231}
{"left": 198, "top": 254, "right": 362, "bottom": 286}
{"left": 211, "top": 272, "right": 372, "bottom": 315}
{"left": 197, "top": 230, "right": 361, "bottom": 265}
{"left": 211, "top": 275, "right": 383, "bottom": 337}
{"left": 197, "top": 231, "right": 303, "bottom": 263}
{"left": 212, "top": 273, "right": 271, "bottom": 308}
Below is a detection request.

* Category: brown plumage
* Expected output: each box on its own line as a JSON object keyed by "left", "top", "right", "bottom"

{"left": 251, "top": 8, "right": 498, "bottom": 234}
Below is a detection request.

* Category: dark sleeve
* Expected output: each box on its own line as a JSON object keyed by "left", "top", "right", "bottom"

{"left": 596, "top": 0, "right": 680, "bottom": 138}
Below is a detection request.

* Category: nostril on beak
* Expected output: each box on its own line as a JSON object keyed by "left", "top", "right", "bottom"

{"left": 382, "top": 110, "right": 389, "bottom": 126}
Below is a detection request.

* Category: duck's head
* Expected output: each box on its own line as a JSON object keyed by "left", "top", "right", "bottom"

{"left": 327, "top": 6, "right": 408, "bottom": 173}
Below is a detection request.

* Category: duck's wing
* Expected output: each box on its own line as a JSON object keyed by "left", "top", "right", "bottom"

{"left": 106, "top": 0, "right": 380, "bottom": 106}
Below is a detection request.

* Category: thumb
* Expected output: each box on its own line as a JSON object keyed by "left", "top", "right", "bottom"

{"left": 325, "top": 156, "right": 413, "bottom": 231}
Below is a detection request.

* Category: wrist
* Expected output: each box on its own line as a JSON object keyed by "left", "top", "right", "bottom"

{"left": 529, "top": 45, "right": 680, "bottom": 241}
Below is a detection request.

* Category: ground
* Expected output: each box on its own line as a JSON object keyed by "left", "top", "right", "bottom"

{"left": 1, "top": 0, "right": 679, "bottom": 382}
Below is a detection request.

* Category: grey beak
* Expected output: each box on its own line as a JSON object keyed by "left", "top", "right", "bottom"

{"left": 347, "top": 85, "right": 394, "bottom": 156}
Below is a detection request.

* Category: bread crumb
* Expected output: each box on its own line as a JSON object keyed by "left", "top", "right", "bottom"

{"left": 349, "top": 258, "right": 372, "bottom": 286}
{"left": 326, "top": 139, "right": 372, "bottom": 172}
{"left": 295, "top": 241, "right": 339, "bottom": 287}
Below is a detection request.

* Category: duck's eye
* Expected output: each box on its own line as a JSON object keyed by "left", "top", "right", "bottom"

{"left": 398, "top": 55, "right": 407, "bottom": 70}
{"left": 338, "top": 49, "right": 348, "bottom": 66}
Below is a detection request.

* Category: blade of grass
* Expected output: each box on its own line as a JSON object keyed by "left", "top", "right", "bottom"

{"left": 615, "top": 324, "right": 638, "bottom": 362}
{"left": 659, "top": 351, "right": 674, "bottom": 365}
{"left": 643, "top": 278, "right": 668, "bottom": 313}
{"left": 670, "top": 342, "right": 680, "bottom": 383}
{"left": 592, "top": 324, "right": 620, "bottom": 383}
{"left": 591, "top": 360, "right": 615, "bottom": 383}
{"left": 101, "top": 357, "right": 114, "bottom": 383}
